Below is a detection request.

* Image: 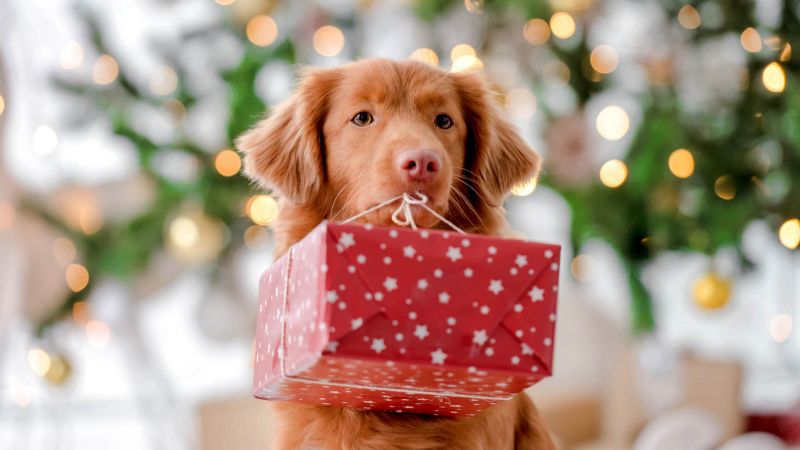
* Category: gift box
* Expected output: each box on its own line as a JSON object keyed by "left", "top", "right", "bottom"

{"left": 252, "top": 220, "right": 560, "bottom": 416}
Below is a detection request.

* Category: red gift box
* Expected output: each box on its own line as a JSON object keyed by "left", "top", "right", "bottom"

{"left": 253, "top": 221, "right": 560, "bottom": 416}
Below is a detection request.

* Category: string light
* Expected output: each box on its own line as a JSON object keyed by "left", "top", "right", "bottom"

{"left": 769, "top": 314, "right": 793, "bottom": 343}
{"left": 450, "top": 44, "right": 476, "bottom": 63}
{"left": 677, "top": 5, "right": 701, "bottom": 29}
{"left": 149, "top": 65, "right": 178, "bottom": 96}
{"left": 550, "top": 12, "right": 576, "bottom": 39}
{"left": 589, "top": 45, "right": 619, "bottom": 74}
{"left": 27, "top": 348, "right": 51, "bottom": 377}
{"left": 409, "top": 48, "right": 439, "bottom": 66}
{"left": 92, "top": 54, "right": 119, "bottom": 85}
{"left": 53, "top": 238, "right": 77, "bottom": 266}
{"left": 595, "top": 105, "right": 630, "bottom": 141}
{"left": 214, "top": 0, "right": 235, "bottom": 5}
{"left": 65, "top": 263, "right": 90, "bottom": 292}
{"left": 570, "top": 254, "right": 594, "bottom": 281}
{"left": 780, "top": 43, "right": 791, "bottom": 62}
{"left": 59, "top": 41, "right": 84, "bottom": 69}
{"left": 246, "top": 15, "right": 278, "bottom": 47}
{"left": 0, "top": 201, "right": 15, "bottom": 230}
{"left": 714, "top": 175, "right": 736, "bottom": 200}
{"left": 523, "top": 18, "right": 550, "bottom": 45}
{"left": 72, "top": 301, "right": 92, "bottom": 326}
{"left": 668, "top": 148, "right": 695, "bottom": 179}
{"left": 214, "top": 149, "right": 242, "bottom": 177}
{"left": 762, "top": 62, "right": 786, "bottom": 93}
{"left": 778, "top": 218, "right": 800, "bottom": 250}
{"left": 248, "top": 195, "right": 279, "bottom": 225}
{"left": 504, "top": 88, "right": 537, "bottom": 120}
{"left": 313, "top": 26, "right": 345, "bottom": 57}
{"left": 33, "top": 125, "right": 58, "bottom": 156}
{"left": 451, "top": 55, "right": 484, "bottom": 73}
{"left": 764, "top": 35, "right": 782, "bottom": 51}
{"left": 740, "top": 27, "right": 762, "bottom": 53}
{"left": 170, "top": 216, "right": 199, "bottom": 248}
{"left": 599, "top": 159, "right": 628, "bottom": 188}
{"left": 0, "top": 94, "right": 4, "bottom": 116}
{"left": 86, "top": 320, "right": 111, "bottom": 348}
{"left": 511, "top": 177, "right": 538, "bottom": 196}
{"left": 464, "top": 0, "right": 484, "bottom": 14}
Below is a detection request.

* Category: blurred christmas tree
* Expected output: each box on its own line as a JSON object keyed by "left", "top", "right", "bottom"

{"left": 19, "top": 0, "right": 799, "bottom": 337}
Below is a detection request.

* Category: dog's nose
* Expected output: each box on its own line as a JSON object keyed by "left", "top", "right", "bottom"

{"left": 395, "top": 150, "right": 441, "bottom": 182}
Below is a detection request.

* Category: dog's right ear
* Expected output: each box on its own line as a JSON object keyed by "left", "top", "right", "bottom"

{"left": 237, "top": 68, "right": 340, "bottom": 205}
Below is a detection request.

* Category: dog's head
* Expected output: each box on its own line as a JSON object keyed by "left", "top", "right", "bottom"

{"left": 237, "top": 59, "right": 540, "bottom": 230}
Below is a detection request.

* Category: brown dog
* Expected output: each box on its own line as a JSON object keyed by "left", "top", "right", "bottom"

{"left": 238, "top": 59, "right": 555, "bottom": 450}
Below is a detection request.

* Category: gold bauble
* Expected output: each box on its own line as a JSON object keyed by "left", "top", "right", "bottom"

{"left": 43, "top": 353, "right": 73, "bottom": 386}
{"left": 692, "top": 273, "right": 731, "bottom": 310}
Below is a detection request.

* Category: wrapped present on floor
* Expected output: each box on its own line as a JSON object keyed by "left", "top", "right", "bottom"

{"left": 253, "top": 217, "right": 560, "bottom": 417}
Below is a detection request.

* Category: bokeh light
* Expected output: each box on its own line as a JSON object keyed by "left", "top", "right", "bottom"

{"left": 244, "top": 225, "right": 270, "bottom": 250}
{"left": 53, "top": 237, "right": 77, "bottom": 266}
{"left": 595, "top": 105, "right": 630, "bottom": 141}
{"left": 0, "top": 94, "right": 4, "bottom": 116}
{"left": 740, "top": 27, "right": 762, "bottom": 53}
{"left": 678, "top": 5, "right": 701, "bottom": 29}
{"left": 505, "top": 88, "right": 537, "bottom": 120}
{"left": 65, "top": 263, "right": 90, "bottom": 292}
{"left": 464, "top": 0, "right": 484, "bottom": 14}
{"left": 246, "top": 15, "right": 278, "bottom": 47}
{"left": 27, "top": 348, "right": 51, "bottom": 377}
{"left": 599, "top": 159, "right": 628, "bottom": 188}
{"left": 214, "top": 0, "right": 235, "bottom": 5}
{"left": 248, "top": 195, "right": 279, "bottom": 226}
{"left": 769, "top": 314, "right": 793, "bottom": 343}
{"left": 169, "top": 216, "right": 200, "bottom": 249}
{"left": 33, "top": 125, "right": 58, "bottom": 156}
{"left": 72, "top": 301, "right": 92, "bottom": 326}
{"left": 570, "top": 254, "right": 594, "bottom": 281}
{"left": 450, "top": 55, "right": 484, "bottom": 73}
{"left": 313, "top": 25, "right": 345, "bottom": 57}
{"left": 589, "top": 45, "right": 619, "bottom": 74}
{"left": 714, "top": 175, "right": 736, "bottom": 200}
{"left": 59, "top": 41, "right": 84, "bottom": 69}
{"left": 149, "top": 65, "right": 178, "bottom": 96}
{"left": 762, "top": 62, "right": 786, "bottom": 93}
{"left": 511, "top": 177, "right": 538, "bottom": 196}
{"left": 86, "top": 321, "right": 111, "bottom": 348}
{"left": 550, "top": 12, "right": 576, "bottom": 39}
{"left": 450, "top": 44, "right": 476, "bottom": 63}
{"left": 92, "top": 54, "right": 119, "bottom": 85}
{"left": 668, "top": 148, "right": 695, "bottom": 179}
{"left": 10, "top": 382, "right": 31, "bottom": 408}
{"left": 409, "top": 48, "right": 439, "bottom": 66}
{"left": 0, "top": 201, "right": 15, "bottom": 230}
{"left": 778, "top": 218, "right": 800, "bottom": 250}
{"left": 523, "top": 18, "right": 550, "bottom": 45}
{"left": 215, "top": 149, "right": 242, "bottom": 177}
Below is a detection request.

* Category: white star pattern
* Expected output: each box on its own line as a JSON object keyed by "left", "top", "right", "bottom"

{"left": 521, "top": 343, "right": 534, "bottom": 355}
{"left": 430, "top": 348, "right": 447, "bottom": 365}
{"left": 438, "top": 292, "right": 450, "bottom": 304}
{"left": 529, "top": 286, "right": 545, "bottom": 302}
{"left": 414, "top": 325, "right": 429, "bottom": 340}
{"left": 326, "top": 290, "right": 338, "bottom": 303}
{"left": 447, "top": 317, "right": 456, "bottom": 325}
{"left": 488, "top": 246, "right": 497, "bottom": 255}
{"left": 351, "top": 317, "right": 363, "bottom": 330}
{"left": 403, "top": 246, "right": 416, "bottom": 258}
{"left": 488, "top": 280, "right": 504, "bottom": 295}
{"left": 464, "top": 268, "right": 474, "bottom": 277}
{"left": 356, "top": 254, "right": 366, "bottom": 264}
{"left": 472, "top": 329, "right": 488, "bottom": 346}
{"left": 515, "top": 255, "right": 528, "bottom": 267}
{"left": 545, "top": 249, "right": 554, "bottom": 259}
{"left": 371, "top": 338, "right": 386, "bottom": 354}
{"left": 338, "top": 232, "right": 355, "bottom": 249}
{"left": 326, "top": 341, "right": 339, "bottom": 353}
{"left": 383, "top": 277, "right": 398, "bottom": 291}
{"left": 417, "top": 279, "right": 429, "bottom": 290}
{"left": 480, "top": 305, "right": 490, "bottom": 315}
{"left": 446, "top": 246, "right": 463, "bottom": 262}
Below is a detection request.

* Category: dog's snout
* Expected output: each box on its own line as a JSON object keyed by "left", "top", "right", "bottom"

{"left": 395, "top": 149, "right": 441, "bottom": 182}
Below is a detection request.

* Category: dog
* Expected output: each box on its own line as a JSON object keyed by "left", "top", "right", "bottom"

{"left": 238, "top": 59, "right": 555, "bottom": 450}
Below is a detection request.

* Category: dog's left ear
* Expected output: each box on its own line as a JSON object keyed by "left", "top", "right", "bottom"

{"left": 236, "top": 68, "right": 340, "bottom": 206}
{"left": 451, "top": 72, "right": 541, "bottom": 205}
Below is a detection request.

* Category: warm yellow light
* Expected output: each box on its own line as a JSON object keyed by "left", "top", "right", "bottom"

{"left": 149, "top": 66, "right": 178, "bottom": 96}
{"left": 65, "top": 263, "right": 90, "bottom": 292}
{"left": 764, "top": 35, "right": 782, "bottom": 50}
{"left": 511, "top": 177, "right": 538, "bottom": 196}
{"left": 86, "top": 320, "right": 111, "bottom": 348}
{"left": 0, "top": 201, "right": 14, "bottom": 230}
{"left": 740, "top": 27, "right": 762, "bottom": 53}
{"left": 313, "top": 25, "right": 345, "bottom": 57}
{"left": 450, "top": 44, "right": 476, "bottom": 63}
{"left": 523, "top": 18, "right": 550, "bottom": 45}
{"left": 78, "top": 203, "right": 103, "bottom": 235}
{"left": 214, "top": 0, "right": 235, "bottom": 5}
{"left": 72, "top": 301, "right": 92, "bottom": 326}
{"left": 550, "top": 12, "right": 576, "bottom": 39}
{"left": 590, "top": 45, "right": 619, "bottom": 74}
{"left": 668, "top": 148, "right": 695, "bottom": 179}
{"left": 762, "top": 62, "right": 786, "bottom": 93}
{"left": 464, "top": 0, "right": 484, "bottom": 14}
{"left": 0, "top": 95, "right": 4, "bottom": 116}
{"left": 60, "top": 41, "right": 84, "bottom": 69}
{"left": 214, "top": 149, "right": 242, "bottom": 177}
{"left": 409, "top": 48, "right": 439, "bottom": 66}
{"left": 599, "top": 159, "right": 628, "bottom": 188}
{"left": 27, "top": 348, "right": 51, "bottom": 377}
{"left": 779, "top": 218, "right": 800, "bottom": 250}
{"left": 53, "top": 238, "right": 77, "bottom": 266}
{"left": 714, "top": 175, "right": 736, "bottom": 200}
{"left": 170, "top": 216, "right": 199, "bottom": 248}
{"left": 505, "top": 88, "right": 537, "bottom": 120}
{"left": 246, "top": 15, "right": 278, "bottom": 47}
{"left": 570, "top": 254, "right": 594, "bottom": 281}
{"left": 450, "top": 55, "right": 484, "bottom": 73}
{"left": 248, "top": 195, "right": 279, "bottom": 226}
{"left": 33, "top": 125, "right": 58, "bottom": 156}
{"left": 244, "top": 225, "right": 270, "bottom": 250}
{"left": 92, "top": 54, "right": 119, "bottom": 85}
{"left": 780, "top": 43, "right": 792, "bottom": 62}
{"left": 677, "top": 5, "right": 701, "bottom": 29}
{"left": 595, "top": 105, "right": 630, "bottom": 141}
{"left": 770, "top": 314, "right": 793, "bottom": 343}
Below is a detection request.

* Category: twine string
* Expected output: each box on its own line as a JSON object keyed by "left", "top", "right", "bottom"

{"left": 341, "top": 191, "right": 466, "bottom": 234}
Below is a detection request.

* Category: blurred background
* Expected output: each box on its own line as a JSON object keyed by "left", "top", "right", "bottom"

{"left": 1, "top": 0, "right": 799, "bottom": 448}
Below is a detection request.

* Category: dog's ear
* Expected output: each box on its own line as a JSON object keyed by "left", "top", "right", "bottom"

{"left": 451, "top": 72, "right": 541, "bottom": 206}
{"left": 237, "top": 68, "right": 340, "bottom": 205}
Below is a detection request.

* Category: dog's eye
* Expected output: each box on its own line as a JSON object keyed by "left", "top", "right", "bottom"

{"left": 351, "top": 111, "right": 374, "bottom": 126}
{"left": 435, "top": 114, "right": 453, "bottom": 129}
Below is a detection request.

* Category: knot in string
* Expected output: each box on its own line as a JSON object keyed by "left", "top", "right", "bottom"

{"left": 341, "top": 191, "right": 466, "bottom": 234}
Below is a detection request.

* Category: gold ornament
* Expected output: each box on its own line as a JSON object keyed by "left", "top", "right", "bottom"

{"left": 692, "top": 273, "right": 731, "bottom": 310}
{"left": 43, "top": 353, "right": 73, "bottom": 386}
